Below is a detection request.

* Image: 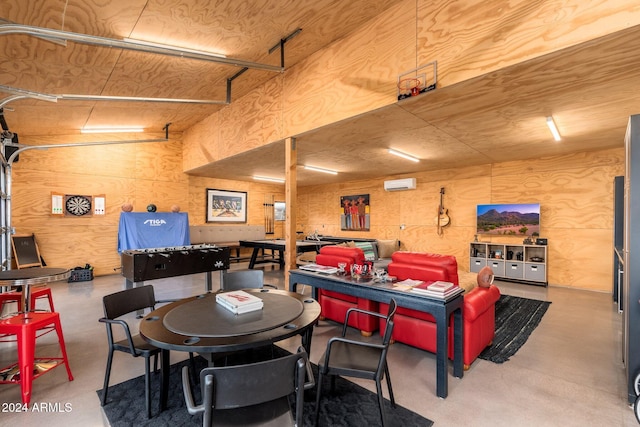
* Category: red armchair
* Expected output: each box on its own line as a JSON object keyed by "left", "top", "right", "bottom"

{"left": 379, "top": 251, "right": 500, "bottom": 369}
{"left": 314, "top": 245, "right": 379, "bottom": 336}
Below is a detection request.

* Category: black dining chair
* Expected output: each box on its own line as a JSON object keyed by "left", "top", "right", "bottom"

{"left": 99, "top": 285, "right": 196, "bottom": 418}
{"left": 314, "top": 298, "right": 398, "bottom": 427}
{"left": 220, "top": 269, "right": 277, "bottom": 291}
{"left": 182, "top": 346, "right": 313, "bottom": 427}
{"left": 99, "top": 285, "right": 159, "bottom": 418}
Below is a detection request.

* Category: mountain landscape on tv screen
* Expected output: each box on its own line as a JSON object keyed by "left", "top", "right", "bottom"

{"left": 477, "top": 209, "right": 540, "bottom": 236}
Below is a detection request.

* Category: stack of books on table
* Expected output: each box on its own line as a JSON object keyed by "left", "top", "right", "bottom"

{"left": 411, "top": 281, "right": 463, "bottom": 299}
{"left": 299, "top": 264, "right": 339, "bottom": 274}
{"left": 392, "top": 278, "right": 424, "bottom": 291}
{"left": 216, "top": 290, "right": 264, "bottom": 314}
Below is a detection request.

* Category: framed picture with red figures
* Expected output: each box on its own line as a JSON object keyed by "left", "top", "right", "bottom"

{"left": 340, "top": 194, "right": 369, "bottom": 231}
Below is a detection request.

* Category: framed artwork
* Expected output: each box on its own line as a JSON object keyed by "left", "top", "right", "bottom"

{"left": 340, "top": 193, "right": 370, "bottom": 231}
{"left": 274, "top": 201, "right": 286, "bottom": 221}
{"left": 206, "top": 189, "right": 247, "bottom": 223}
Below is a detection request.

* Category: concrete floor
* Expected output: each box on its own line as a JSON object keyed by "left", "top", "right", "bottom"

{"left": 0, "top": 263, "right": 637, "bottom": 426}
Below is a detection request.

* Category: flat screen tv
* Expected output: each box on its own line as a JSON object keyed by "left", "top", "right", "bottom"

{"left": 476, "top": 203, "right": 540, "bottom": 237}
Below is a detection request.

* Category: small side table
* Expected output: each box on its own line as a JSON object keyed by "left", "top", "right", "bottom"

{"left": 0, "top": 268, "right": 70, "bottom": 314}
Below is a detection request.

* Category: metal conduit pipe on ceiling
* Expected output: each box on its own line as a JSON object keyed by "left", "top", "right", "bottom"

{"left": 0, "top": 24, "right": 284, "bottom": 73}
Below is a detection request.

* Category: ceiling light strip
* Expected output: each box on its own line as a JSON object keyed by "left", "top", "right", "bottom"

{"left": 304, "top": 165, "right": 338, "bottom": 175}
{"left": 546, "top": 116, "right": 561, "bottom": 141}
{"left": 388, "top": 148, "right": 420, "bottom": 162}
{"left": 253, "top": 176, "right": 285, "bottom": 183}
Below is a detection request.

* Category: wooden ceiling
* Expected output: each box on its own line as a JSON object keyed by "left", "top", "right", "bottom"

{"left": 0, "top": 0, "right": 404, "bottom": 134}
{"left": 191, "top": 24, "right": 640, "bottom": 186}
{"left": 2, "top": 1, "right": 639, "bottom": 186}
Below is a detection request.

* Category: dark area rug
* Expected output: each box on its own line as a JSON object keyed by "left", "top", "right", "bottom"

{"left": 97, "top": 347, "right": 433, "bottom": 427}
{"left": 479, "top": 294, "right": 551, "bottom": 363}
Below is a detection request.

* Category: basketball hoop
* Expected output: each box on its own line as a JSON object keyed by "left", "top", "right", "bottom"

{"left": 397, "top": 77, "right": 422, "bottom": 98}
{"left": 396, "top": 62, "right": 437, "bottom": 101}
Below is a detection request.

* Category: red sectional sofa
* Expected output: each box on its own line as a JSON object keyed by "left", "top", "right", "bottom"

{"left": 379, "top": 251, "right": 500, "bottom": 369}
{"left": 314, "top": 245, "right": 379, "bottom": 336}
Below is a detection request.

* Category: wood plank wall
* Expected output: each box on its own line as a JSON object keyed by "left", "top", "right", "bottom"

{"left": 187, "top": 175, "right": 284, "bottom": 227}
{"left": 296, "top": 148, "right": 624, "bottom": 292}
{"left": 10, "top": 133, "right": 285, "bottom": 276}
{"left": 187, "top": 177, "right": 286, "bottom": 261}
{"left": 10, "top": 129, "right": 622, "bottom": 292}
{"left": 10, "top": 132, "right": 188, "bottom": 276}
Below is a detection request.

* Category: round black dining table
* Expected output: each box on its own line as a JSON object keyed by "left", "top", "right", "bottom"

{"left": 0, "top": 267, "right": 70, "bottom": 314}
{"left": 139, "top": 288, "right": 320, "bottom": 410}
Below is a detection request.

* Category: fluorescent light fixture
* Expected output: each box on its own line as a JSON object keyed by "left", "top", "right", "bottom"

{"left": 81, "top": 127, "right": 144, "bottom": 134}
{"left": 123, "top": 38, "right": 226, "bottom": 58}
{"left": 388, "top": 148, "right": 420, "bottom": 162}
{"left": 253, "top": 176, "right": 285, "bottom": 183}
{"left": 304, "top": 165, "right": 338, "bottom": 175}
{"left": 546, "top": 116, "right": 561, "bottom": 141}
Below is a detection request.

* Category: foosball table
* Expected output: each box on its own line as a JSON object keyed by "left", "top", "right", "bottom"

{"left": 120, "top": 244, "right": 230, "bottom": 292}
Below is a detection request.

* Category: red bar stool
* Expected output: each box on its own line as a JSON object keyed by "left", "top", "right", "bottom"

{"left": 0, "top": 312, "right": 74, "bottom": 404}
{"left": 0, "top": 287, "right": 55, "bottom": 313}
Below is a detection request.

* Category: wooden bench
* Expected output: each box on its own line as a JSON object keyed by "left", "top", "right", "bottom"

{"left": 189, "top": 225, "right": 266, "bottom": 262}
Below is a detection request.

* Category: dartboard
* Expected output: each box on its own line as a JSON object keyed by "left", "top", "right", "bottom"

{"left": 65, "top": 195, "right": 92, "bottom": 216}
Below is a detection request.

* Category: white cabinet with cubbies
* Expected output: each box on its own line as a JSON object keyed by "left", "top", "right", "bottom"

{"left": 469, "top": 242, "right": 547, "bottom": 286}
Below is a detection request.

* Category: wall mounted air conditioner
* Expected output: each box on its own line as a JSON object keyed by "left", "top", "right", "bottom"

{"left": 383, "top": 178, "right": 417, "bottom": 191}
